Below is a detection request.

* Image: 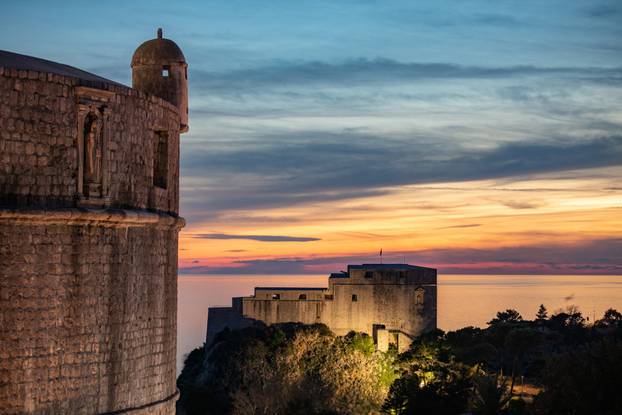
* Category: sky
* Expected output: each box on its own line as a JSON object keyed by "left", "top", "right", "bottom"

{"left": 2, "top": 1, "right": 621, "bottom": 275}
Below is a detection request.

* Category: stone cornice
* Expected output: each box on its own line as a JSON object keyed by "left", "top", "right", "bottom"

{"left": 0, "top": 207, "right": 185, "bottom": 229}
{"left": 75, "top": 86, "right": 116, "bottom": 101}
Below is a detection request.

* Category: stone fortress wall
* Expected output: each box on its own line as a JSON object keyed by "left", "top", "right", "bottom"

{"left": 0, "top": 69, "right": 180, "bottom": 212}
{"left": 207, "top": 264, "right": 437, "bottom": 352}
{"left": 0, "top": 29, "right": 186, "bottom": 415}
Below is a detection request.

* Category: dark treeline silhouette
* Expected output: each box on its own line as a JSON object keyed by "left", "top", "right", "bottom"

{"left": 177, "top": 306, "right": 622, "bottom": 414}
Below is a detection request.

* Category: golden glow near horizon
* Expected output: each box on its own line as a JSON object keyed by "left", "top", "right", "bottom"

{"left": 179, "top": 166, "right": 622, "bottom": 274}
{"left": 172, "top": 33, "right": 622, "bottom": 276}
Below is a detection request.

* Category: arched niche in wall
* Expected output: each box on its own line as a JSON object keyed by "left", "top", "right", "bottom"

{"left": 83, "top": 112, "right": 103, "bottom": 195}
{"left": 75, "top": 87, "right": 114, "bottom": 207}
{"left": 415, "top": 287, "right": 425, "bottom": 307}
{"left": 147, "top": 125, "right": 173, "bottom": 212}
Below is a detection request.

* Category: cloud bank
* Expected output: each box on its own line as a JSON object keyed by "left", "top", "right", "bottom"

{"left": 191, "top": 59, "right": 622, "bottom": 94}
{"left": 182, "top": 134, "right": 622, "bottom": 214}
{"left": 194, "top": 233, "right": 321, "bottom": 242}
{"left": 180, "top": 237, "right": 622, "bottom": 275}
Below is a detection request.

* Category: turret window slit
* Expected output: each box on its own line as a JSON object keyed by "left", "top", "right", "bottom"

{"left": 153, "top": 131, "right": 168, "bottom": 189}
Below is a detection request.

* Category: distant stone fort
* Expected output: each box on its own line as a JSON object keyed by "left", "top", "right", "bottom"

{"left": 0, "top": 29, "right": 186, "bottom": 414}
{"left": 207, "top": 264, "right": 437, "bottom": 352}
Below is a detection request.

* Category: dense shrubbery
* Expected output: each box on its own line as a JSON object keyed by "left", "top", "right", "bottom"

{"left": 178, "top": 307, "right": 622, "bottom": 414}
{"left": 178, "top": 323, "right": 396, "bottom": 414}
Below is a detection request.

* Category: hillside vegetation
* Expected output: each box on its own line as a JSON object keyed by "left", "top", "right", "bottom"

{"left": 178, "top": 306, "right": 622, "bottom": 414}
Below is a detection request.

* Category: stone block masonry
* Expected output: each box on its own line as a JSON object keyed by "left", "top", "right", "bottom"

{"left": 0, "top": 213, "right": 182, "bottom": 414}
{"left": 1, "top": 29, "right": 188, "bottom": 415}
{"left": 207, "top": 264, "right": 437, "bottom": 353}
{"left": 0, "top": 68, "right": 181, "bottom": 213}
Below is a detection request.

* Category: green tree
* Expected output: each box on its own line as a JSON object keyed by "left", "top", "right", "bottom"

{"left": 178, "top": 323, "right": 395, "bottom": 415}
{"left": 550, "top": 305, "right": 585, "bottom": 327}
{"left": 488, "top": 309, "right": 523, "bottom": 326}
{"left": 504, "top": 328, "right": 544, "bottom": 394}
{"left": 535, "top": 304, "right": 548, "bottom": 321}
{"left": 383, "top": 361, "right": 471, "bottom": 415}
{"left": 446, "top": 327, "right": 498, "bottom": 369}
{"left": 346, "top": 331, "right": 376, "bottom": 356}
{"left": 596, "top": 308, "right": 622, "bottom": 328}
{"left": 470, "top": 374, "right": 512, "bottom": 415}
{"left": 534, "top": 340, "right": 622, "bottom": 414}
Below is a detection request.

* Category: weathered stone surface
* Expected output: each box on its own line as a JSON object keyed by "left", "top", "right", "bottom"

{"left": 0, "top": 69, "right": 180, "bottom": 214}
{"left": 0, "top": 34, "right": 186, "bottom": 414}
{"left": 131, "top": 28, "right": 188, "bottom": 133}
{"left": 0, "top": 217, "right": 180, "bottom": 415}
{"left": 207, "top": 264, "right": 437, "bottom": 352}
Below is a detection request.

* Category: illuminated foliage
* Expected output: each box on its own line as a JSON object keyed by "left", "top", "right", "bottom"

{"left": 178, "top": 306, "right": 622, "bottom": 415}
{"left": 178, "top": 323, "right": 395, "bottom": 414}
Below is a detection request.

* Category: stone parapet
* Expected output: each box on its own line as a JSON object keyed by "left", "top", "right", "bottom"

{"left": 0, "top": 68, "right": 181, "bottom": 214}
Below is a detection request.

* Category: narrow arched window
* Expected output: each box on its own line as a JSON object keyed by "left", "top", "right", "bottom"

{"left": 153, "top": 131, "right": 168, "bottom": 189}
{"left": 415, "top": 288, "right": 425, "bottom": 306}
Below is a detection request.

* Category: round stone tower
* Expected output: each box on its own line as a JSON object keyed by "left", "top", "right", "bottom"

{"left": 0, "top": 31, "right": 188, "bottom": 414}
{"left": 132, "top": 28, "right": 189, "bottom": 132}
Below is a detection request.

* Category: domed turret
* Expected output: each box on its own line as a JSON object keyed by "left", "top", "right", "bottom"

{"left": 132, "top": 28, "right": 188, "bottom": 132}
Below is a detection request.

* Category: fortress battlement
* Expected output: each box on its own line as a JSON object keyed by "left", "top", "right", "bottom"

{"left": 0, "top": 29, "right": 187, "bottom": 415}
{"left": 207, "top": 264, "right": 437, "bottom": 352}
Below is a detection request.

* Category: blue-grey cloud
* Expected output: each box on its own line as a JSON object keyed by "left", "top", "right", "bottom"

{"left": 471, "top": 13, "right": 520, "bottom": 26}
{"left": 191, "top": 59, "right": 622, "bottom": 93}
{"left": 181, "top": 188, "right": 391, "bottom": 223}
{"left": 89, "top": 56, "right": 621, "bottom": 227}
{"left": 193, "top": 233, "right": 321, "bottom": 242}
{"left": 184, "top": 135, "right": 622, "bottom": 182}
{"left": 181, "top": 134, "right": 622, "bottom": 214}
{"left": 5, "top": 0, "right": 622, "bottom": 77}
{"left": 584, "top": 5, "right": 620, "bottom": 18}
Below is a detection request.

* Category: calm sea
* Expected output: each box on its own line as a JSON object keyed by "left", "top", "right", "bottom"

{"left": 177, "top": 274, "right": 622, "bottom": 373}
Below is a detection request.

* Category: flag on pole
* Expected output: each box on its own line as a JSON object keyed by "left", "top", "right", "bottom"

{"left": 379, "top": 248, "right": 383, "bottom": 263}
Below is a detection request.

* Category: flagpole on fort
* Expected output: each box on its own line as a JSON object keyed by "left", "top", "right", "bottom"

{"left": 380, "top": 249, "right": 383, "bottom": 264}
